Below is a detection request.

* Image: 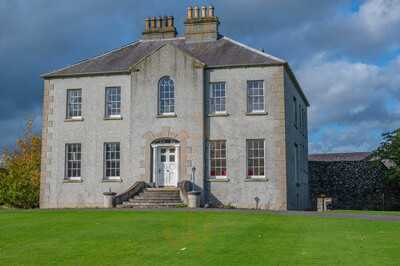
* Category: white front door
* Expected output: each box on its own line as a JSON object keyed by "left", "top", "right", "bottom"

{"left": 156, "top": 147, "right": 178, "bottom": 187}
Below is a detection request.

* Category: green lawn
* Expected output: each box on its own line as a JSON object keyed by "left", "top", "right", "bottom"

{"left": 0, "top": 209, "right": 399, "bottom": 266}
{"left": 329, "top": 210, "right": 400, "bottom": 216}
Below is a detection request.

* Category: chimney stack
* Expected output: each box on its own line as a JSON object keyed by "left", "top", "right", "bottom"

{"left": 142, "top": 14, "right": 177, "bottom": 40}
{"left": 184, "top": 5, "right": 220, "bottom": 43}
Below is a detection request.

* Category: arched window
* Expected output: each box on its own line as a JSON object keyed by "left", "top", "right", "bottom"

{"left": 158, "top": 76, "right": 175, "bottom": 115}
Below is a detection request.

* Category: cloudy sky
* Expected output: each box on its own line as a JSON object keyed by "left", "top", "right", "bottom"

{"left": 1, "top": 0, "right": 399, "bottom": 154}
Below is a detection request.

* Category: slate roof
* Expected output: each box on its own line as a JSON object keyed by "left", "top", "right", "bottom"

{"left": 42, "top": 36, "right": 286, "bottom": 78}
{"left": 308, "top": 152, "right": 371, "bottom": 162}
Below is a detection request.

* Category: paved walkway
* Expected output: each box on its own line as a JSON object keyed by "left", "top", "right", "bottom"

{"left": 108, "top": 208, "right": 400, "bottom": 222}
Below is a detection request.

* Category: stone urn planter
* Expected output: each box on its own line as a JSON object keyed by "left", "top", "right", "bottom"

{"left": 103, "top": 191, "right": 117, "bottom": 208}
{"left": 187, "top": 191, "right": 201, "bottom": 208}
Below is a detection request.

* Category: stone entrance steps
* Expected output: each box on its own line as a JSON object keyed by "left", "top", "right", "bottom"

{"left": 116, "top": 187, "right": 183, "bottom": 208}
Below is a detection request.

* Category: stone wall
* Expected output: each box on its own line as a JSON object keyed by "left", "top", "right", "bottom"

{"left": 309, "top": 160, "right": 386, "bottom": 210}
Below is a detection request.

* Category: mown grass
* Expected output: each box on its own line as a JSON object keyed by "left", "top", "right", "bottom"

{"left": 329, "top": 210, "right": 400, "bottom": 216}
{"left": 0, "top": 209, "right": 399, "bottom": 266}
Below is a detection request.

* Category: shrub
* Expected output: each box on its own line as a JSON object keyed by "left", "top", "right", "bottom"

{"left": 0, "top": 121, "right": 41, "bottom": 209}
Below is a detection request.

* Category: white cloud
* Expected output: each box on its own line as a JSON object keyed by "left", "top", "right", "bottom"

{"left": 357, "top": 0, "right": 400, "bottom": 38}
{"left": 298, "top": 54, "right": 400, "bottom": 153}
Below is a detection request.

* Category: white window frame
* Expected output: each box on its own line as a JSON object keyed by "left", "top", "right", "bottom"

{"left": 65, "top": 143, "right": 82, "bottom": 180}
{"left": 209, "top": 82, "right": 226, "bottom": 114}
{"left": 66, "top": 89, "right": 82, "bottom": 119}
{"left": 246, "top": 139, "right": 265, "bottom": 179}
{"left": 208, "top": 140, "right": 227, "bottom": 179}
{"left": 158, "top": 76, "right": 175, "bottom": 115}
{"left": 104, "top": 142, "right": 121, "bottom": 180}
{"left": 105, "top": 87, "right": 121, "bottom": 118}
{"left": 247, "top": 80, "right": 265, "bottom": 113}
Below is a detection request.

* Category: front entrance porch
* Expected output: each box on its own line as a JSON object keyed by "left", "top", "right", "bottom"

{"left": 151, "top": 139, "right": 180, "bottom": 187}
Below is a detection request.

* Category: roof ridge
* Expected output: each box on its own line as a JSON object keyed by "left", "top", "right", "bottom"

{"left": 41, "top": 40, "right": 142, "bottom": 78}
{"left": 222, "top": 36, "right": 286, "bottom": 64}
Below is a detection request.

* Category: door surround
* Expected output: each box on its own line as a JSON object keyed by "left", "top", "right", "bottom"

{"left": 151, "top": 139, "right": 180, "bottom": 187}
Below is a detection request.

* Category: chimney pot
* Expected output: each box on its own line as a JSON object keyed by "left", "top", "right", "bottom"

{"left": 163, "top": 16, "right": 168, "bottom": 27}
{"left": 167, "top": 16, "right": 174, "bottom": 27}
{"left": 157, "top": 16, "right": 163, "bottom": 28}
{"left": 187, "top": 6, "right": 193, "bottom": 19}
{"left": 151, "top": 17, "right": 156, "bottom": 29}
{"left": 201, "top": 5, "right": 207, "bottom": 18}
{"left": 208, "top": 5, "right": 214, "bottom": 17}
{"left": 193, "top": 5, "right": 199, "bottom": 18}
{"left": 145, "top": 17, "right": 150, "bottom": 31}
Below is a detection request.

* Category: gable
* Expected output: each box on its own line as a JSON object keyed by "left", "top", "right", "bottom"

{"left": 130, "top": 43, "right": 205, "bottom": 71}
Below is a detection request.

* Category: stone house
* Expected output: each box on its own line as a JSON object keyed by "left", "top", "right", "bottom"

{"left": 40, "top": 5, "right": 310, "bottom": 210}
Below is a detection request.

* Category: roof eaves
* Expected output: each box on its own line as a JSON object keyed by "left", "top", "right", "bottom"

{"left": 42, "top": 70, "right": 131, "bottom": 79}
{"left": 41, "top": 40, "right": 142, "bottom": 79}
{"left": 206, "top": 62, "right": 284, "bottom": 69}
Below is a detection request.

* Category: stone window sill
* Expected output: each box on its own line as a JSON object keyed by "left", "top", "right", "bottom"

{"left": 207, "top": 178, "right": 230, "bottom": 182}
{"left": 208, "top": 112, "right": 229, "bottom": 117}
{"left": 244, "top": 177, "right": 268, "bottom": 182}
{"left": 245, "top": 112, "right": 268, "bottom": 116}
{"left": 104, "top": 116, "right": 123, "bottom": 121}
{"left": 157, "top": 114, "right": 177, "bottom": 118}
{"left": 65, "top": 117, "right": 84, "bottom": 122}
{"left": 102, "top": 178, "right": 123, "bottom": 183}
{"left": 63, "top": 178, "right": 83, "bottom": 183}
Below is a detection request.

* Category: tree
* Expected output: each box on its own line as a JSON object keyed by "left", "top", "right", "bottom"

{"left": 372, "top": 129, "right": 400, "bottom": 210}
{"left": 373, "top": 129, "right": 400, "bottom": 183}
{"left": 0, "top": 120, "right": 41, "bottom": 208}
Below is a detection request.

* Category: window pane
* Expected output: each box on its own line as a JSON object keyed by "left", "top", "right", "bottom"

{"left": 104, "top": 143, "right": 121, "bottom": 178}
{"left": 65, "top": 143, "right": 81, "bottom": 178}
{"left": 247, "top": 139, "right": 265, "bottom": 177}
{"left": 105, "top": 87, "right": 121, "bottom": 117}
{"left": 159, "top": 77, "right": 175, "bottom": 114}
{"left": 66, "top": 89, "right": 82, "bottom": 118}
{"left": 209, "top": 140, "right": 227, "bottom": 178}
{"left": 209, "top": 82, "right": 226, "bottom": 113}
{"left": 247, "top": 81, "right": 264, "bottom": 112}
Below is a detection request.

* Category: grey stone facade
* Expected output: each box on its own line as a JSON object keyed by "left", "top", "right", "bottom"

{"left": 40, "top": 5, "right": 310, "bottom": 210}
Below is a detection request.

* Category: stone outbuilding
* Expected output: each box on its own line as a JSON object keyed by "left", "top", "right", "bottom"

{"left": 309, "top": 152, "right": 389, "bottom": 210}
